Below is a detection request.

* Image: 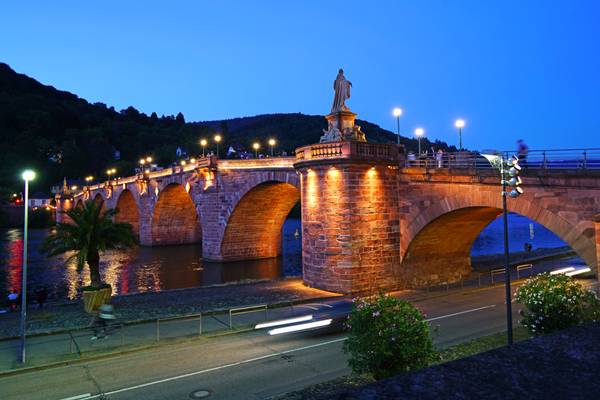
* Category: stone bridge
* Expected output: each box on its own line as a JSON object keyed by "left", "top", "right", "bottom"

{"left": 56, "top": 144, "right": 600, "bottom": 295}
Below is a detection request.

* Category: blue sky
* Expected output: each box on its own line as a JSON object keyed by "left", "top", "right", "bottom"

{"left": 2, "top": 1, "right": 600, "bottom": 150}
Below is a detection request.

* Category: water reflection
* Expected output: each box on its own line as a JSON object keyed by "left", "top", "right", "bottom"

{"left": 0, "top": 219, "right": 302, "bottom": 301}
{"left": 0, "top": 214, "right": 570, "bottom": 302}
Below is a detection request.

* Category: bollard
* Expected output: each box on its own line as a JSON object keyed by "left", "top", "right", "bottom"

{"left": 156, "top": 319, "right": 160, "bottom": 342}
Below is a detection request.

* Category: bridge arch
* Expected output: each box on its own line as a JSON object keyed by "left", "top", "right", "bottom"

{"left": 151, "top": 183, "right": 201, "bottom": 246}
{"left": 400, "top": 187, "right": 598, "bottom": 287}
{"left": 114, "top": 189, "right": 140, "bottom": 236}
{"left": 219, "top": 175, "right": 300, "bottom": 261}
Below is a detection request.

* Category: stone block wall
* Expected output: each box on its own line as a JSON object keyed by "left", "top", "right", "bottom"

{"left": 299, "top": 162, "right": 400, "bottom": 294}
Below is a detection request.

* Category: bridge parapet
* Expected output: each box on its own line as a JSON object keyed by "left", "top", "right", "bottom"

{"left": 218, "top": 157, "right": 295, "bottom": 170}
{"left": 295, "top": 141, "right": 402, "bottom": 166}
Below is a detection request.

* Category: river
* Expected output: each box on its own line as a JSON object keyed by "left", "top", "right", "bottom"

{"left": 0, "top": 215, "right": 572, "bottom": 301}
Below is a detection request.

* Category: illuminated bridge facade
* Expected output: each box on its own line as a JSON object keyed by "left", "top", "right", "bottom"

{"left": 56, "top": 146, "right": 600, "bottom": 294}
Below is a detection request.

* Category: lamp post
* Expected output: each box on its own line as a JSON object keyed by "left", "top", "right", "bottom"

{"left": 455, "top": 119, "right": 465, "bottom": 150}
{"left": 19, "top": 169, "right": 35, "bottom": 363}
{"left": 214, "top": 135, "right": 222, "bottom": 158}
{"left": 393, "top": 108, "right": 402, "bottom": 145}
{"left": 200, "top": 139, "right": 207, "bottom": 156}
{"left": 482, "top": 153, "right": 524, "bottom": 345}
{"left": 268, "top": 138, "right": 276, "bottom": 157}
{"left": 85, "top": 176, "right": 94, "bottom": 186}
{"left": 106, "top": 168, "right": 116, "bottom": 181}
{"left": 253, "top": 142, "right": 260, "bottom": 158}
{"left": 414, "top": 127, "right": 425, "bottom": 156}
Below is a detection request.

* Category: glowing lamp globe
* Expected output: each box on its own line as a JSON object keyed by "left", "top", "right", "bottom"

{"left": 22, "top": 170, "right": 36, "bottom": 181}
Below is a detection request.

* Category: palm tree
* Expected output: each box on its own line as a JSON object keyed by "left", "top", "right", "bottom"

{"left": 43, "top": 200, "right": 138, "bottom": 288}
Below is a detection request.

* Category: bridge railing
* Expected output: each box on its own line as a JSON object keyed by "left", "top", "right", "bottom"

{"left": 295, "top": 141, "right": 401, "bottom": 164}
{"left": 403, "top": 148, "right": 600, "bottom": 171}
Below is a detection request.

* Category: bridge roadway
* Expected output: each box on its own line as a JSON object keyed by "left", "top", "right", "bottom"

{"left": 2, "top": 282, "right": 545, "bottom": 400}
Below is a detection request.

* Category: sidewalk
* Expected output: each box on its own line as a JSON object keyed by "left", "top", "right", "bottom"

{"left": 0, "top": 300, "right": 327, "bottom": 372}
{"left": 0, "top": 278, "right": 336, "bottom": 339}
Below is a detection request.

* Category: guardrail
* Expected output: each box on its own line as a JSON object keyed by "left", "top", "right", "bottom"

{"left": 516, "top": 264, "right": 534, "bottom": 279}
{"left": 229, "top": 304, "right": 268, "bottom": 329}
{"left": 404, "top": 148, "right": 600, "bottom": 171}
{"left": 490, "top": 268, "right": 506, "bottom": 284}
{"left": 156, "top": 313, "right": 202, "bottom": 342}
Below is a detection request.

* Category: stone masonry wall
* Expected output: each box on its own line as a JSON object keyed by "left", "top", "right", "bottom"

{"left": 300, "top": 163, "right": 400, "bottom": 294}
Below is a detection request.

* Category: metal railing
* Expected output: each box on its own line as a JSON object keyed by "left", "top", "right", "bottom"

{"left": 516, "top": 264, "right": 534, "bottom": 279}
{"left": 229, "top": 304, "right": 268, "bottom": 329}
{"left": 403, "top": 148, "right": 600, "bottom": 171}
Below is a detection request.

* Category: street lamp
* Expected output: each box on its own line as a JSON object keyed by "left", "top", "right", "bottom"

{"left": 106, "top": 168, "right": 116, "bottom": 181}
{"left": 268, "top": 138, "right": 276, "bottom": 157}
{"left": 214, "top": 135, "right": 222, "bottom": 158}
{"left": 455, "top": 119, "right": 465, "bottom": 150}
{"left": 19, "top": 169, "right": 35, "bottom": 363}
{"left": 200, "top": 139, "right": 207, "bottom": 156}
{"left": 253, "top": 142, "right": 260, "bottom": 158}
{"left": 414, "top": 127, "right": 425, "bottom": 155}
{"left": 393, "top": 108, "right": 402, "bottom": 145}
{"left": 85, "top": 176, "right": 94, "bottom": 186}
{"left": 482, "top": 153, "right": 524, "bottom": 346}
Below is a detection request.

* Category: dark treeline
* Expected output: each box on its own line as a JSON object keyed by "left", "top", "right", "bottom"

{"left": 0, "top": 62, "right": 456, "bottom": 199}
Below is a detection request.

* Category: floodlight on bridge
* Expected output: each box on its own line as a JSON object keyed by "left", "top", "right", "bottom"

{"left": 508, "top": 186, "right": 524, "bottom": 198}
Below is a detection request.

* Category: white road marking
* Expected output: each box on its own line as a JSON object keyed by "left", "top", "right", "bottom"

{"left": 425, "top": 305, "right": 496, "bottom": 322}
{"left": 81, "top": 338, "right": 347, "bottom": 399}
{"left": 58, "top": 394, "right": 92, "bottom": 400}
{"left": 74, "top": 303, "right": 498, "bottom": 399}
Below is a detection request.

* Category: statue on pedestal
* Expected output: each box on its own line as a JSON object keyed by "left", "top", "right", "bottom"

{"left": 320, "top": 69, "right": 366, "bottom": 143}
{"left": 331, "top": 69, "right": 352, "bottom": 114}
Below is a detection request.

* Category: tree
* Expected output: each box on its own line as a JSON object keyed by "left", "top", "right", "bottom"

{"left": 515, "top": 273, "right": 600, "bottom": 336}
{"left": 43, "top": 200, "right": 138, "bottom": 288}
{"left": 343, "top": 293, "right": 437, "bottom": 379}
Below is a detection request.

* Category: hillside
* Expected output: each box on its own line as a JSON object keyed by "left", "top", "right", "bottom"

{"left": 0, "top": 63, "right": 455, "bottom": 197}
{"left": 198, "top": 114, "right": 455, "bottom": 154}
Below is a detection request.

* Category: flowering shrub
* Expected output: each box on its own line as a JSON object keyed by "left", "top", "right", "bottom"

{"left": 515, "top": 273, "right": 600, "bottom": 336}
{"left": 343, "top": 293, "right": 436, "bottom": 379}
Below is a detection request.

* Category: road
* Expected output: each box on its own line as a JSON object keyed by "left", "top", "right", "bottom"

{"left": 1, "top": 284, "right": 524, "bottom": 400}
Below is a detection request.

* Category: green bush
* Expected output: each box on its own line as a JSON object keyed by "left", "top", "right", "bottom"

{"left": 515, "top": 273, "right": 600, "bottom": 336}
{"left": 343, "top": 293, "right": 437, "bottom": 380}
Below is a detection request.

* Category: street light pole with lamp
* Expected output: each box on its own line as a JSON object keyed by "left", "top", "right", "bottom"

{"left": 200, "top": 139, "right": 207, "bottom": 156}
{"left": 268, "top": 138, "right": 276, "bottom": 157}
{"left": 482, "top": 152, "right": 524, "bottom": 346}
{"left": 414, "top": 127, "right": 425, "bottom": 156}
{"left": 393, "top": 108, "right": 402, "bottom": 145}
{"left": 214, "top": 135, "right": 222, "bottom": 158}
{"left": 253, "top": 142, "right": 260, "bottom": 158}
{"left": 19, "top": 169, "right": 35, "bottom": 363}
{"left": 455, "top": 119, "right": 465, "bottom": 150}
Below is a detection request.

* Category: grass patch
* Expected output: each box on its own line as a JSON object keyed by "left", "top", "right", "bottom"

{"left": 273, "top": 328, "right": 532, "bottom": 400}
{"left": 437, "top": 327, "right": 530, "bottom": 364}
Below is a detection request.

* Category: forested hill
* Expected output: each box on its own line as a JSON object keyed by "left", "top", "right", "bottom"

{"left": 0, "top": 62, "right": 455, "bottom": 197}
{"left": 198, "top": 114, "right": 455, "bottom": 154}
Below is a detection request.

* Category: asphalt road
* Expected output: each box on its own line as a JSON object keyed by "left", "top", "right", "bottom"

{"left": 1, "top": 284, "right": 525, "bottom": 400}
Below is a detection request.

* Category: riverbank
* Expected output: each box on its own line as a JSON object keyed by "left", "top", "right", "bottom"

{"left": 472, "top": 246, "right": 576, "bottom": 271}
{"left": 0, "top": 278, "right": 337, "bottom": 339}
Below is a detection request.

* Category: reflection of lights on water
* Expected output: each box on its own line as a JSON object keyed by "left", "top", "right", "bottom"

{"left": 136, "top": 264, "right": 162, "bottom": 293}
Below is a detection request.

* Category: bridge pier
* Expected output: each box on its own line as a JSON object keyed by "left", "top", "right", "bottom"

{"left": 295, "top": 141, "right": 402, "bottom": 294}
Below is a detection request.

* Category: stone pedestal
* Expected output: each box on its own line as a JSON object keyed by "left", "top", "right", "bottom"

{"left": 294, "top": 141, "right": 402, "bottom": 294}
{"left": 320, "top": 111, "right": 366, "bottom": 143}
